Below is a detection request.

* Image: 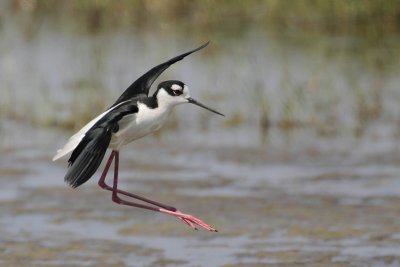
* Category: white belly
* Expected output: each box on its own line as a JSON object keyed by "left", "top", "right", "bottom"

{"left": 109, "top": 103, "right": 171, "bottom": 149}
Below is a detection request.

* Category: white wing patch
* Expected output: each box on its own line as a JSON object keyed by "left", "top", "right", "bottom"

{"left": 52, "top": 100, "right": 130, "bottom": 161}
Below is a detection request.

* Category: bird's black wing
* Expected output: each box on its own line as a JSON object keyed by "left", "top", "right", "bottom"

{"left": 64, "top": 126, "right": 112, "bottom": 188}
{"left": 64, "top": 102, "right": 139, "bottom": 188}
{"left": 111, "top": 42, "right": 209, "bottom": 107}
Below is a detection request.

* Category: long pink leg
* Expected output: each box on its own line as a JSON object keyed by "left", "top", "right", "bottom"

{"left": 98, "top": 151, "right": 177, "bottom": 211}
{"left": 99, "top": 150, "right": 217, "bottom": 232}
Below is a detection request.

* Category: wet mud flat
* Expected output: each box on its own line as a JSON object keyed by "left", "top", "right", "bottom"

{"left": 1, "top": 126, "right": 400, "bottom": 267}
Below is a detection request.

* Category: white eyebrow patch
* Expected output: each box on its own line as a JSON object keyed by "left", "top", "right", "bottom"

{"left": 171, "top": 84, "right": 182, "bottom": 90}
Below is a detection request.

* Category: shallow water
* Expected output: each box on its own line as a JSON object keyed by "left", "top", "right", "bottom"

{"left": 1, "top": 9, "right": 400, "bottom": 267}
{"left": 1, "top": 120, "right": 400, "bottom": 267}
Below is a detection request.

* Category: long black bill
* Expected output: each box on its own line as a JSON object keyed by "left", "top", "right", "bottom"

{"left": 187, "top": 97, "right": 225, "bottom": 116}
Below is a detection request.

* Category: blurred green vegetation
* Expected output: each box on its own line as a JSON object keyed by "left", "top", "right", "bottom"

{"left": 11, "top": 0, "right": 400, "bottom": 37}
{"left": 2, "top": 0, "right": 400, "bottom": 142}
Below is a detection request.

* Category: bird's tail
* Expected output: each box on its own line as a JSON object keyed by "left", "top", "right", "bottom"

{"left": 64, "top": 127, "right": 112, "bottom": 188}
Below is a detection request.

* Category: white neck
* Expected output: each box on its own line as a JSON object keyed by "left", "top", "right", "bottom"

{"left": 156, "top": 89, "right": 186, "bottom": 110}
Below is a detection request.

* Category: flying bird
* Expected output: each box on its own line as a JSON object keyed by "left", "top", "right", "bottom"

{"left": 53, "top": 42, "right": 223, "bottom": 232}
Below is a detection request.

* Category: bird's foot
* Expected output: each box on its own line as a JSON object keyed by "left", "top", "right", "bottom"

{"left": 159, "top": 208, "right": 218, "bottom": 232}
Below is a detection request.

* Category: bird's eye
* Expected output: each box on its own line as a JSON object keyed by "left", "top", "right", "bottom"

{"left": 172, "top": 90, "right": 183, "bottom": 96}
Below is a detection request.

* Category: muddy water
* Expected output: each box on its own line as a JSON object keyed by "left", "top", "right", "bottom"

{"left": 1, "top": 120, "right": 400, "bottom": 267}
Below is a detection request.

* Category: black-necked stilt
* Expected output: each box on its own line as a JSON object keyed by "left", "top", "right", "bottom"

{"left": 53, "top": 42, "right": 223, "bottom": 232}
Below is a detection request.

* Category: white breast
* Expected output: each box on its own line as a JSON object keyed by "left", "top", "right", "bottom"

{"left": 109, "top": 102, "right": 171, "bottom": 149}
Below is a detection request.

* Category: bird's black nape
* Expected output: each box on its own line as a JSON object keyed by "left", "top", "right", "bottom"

{"left": 111, "top": 42, "right": 209, "bottom": 107}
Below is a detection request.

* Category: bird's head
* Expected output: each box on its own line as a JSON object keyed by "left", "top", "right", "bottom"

{"left": 155, "top": 80, "right": 224, "bottom": 116}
